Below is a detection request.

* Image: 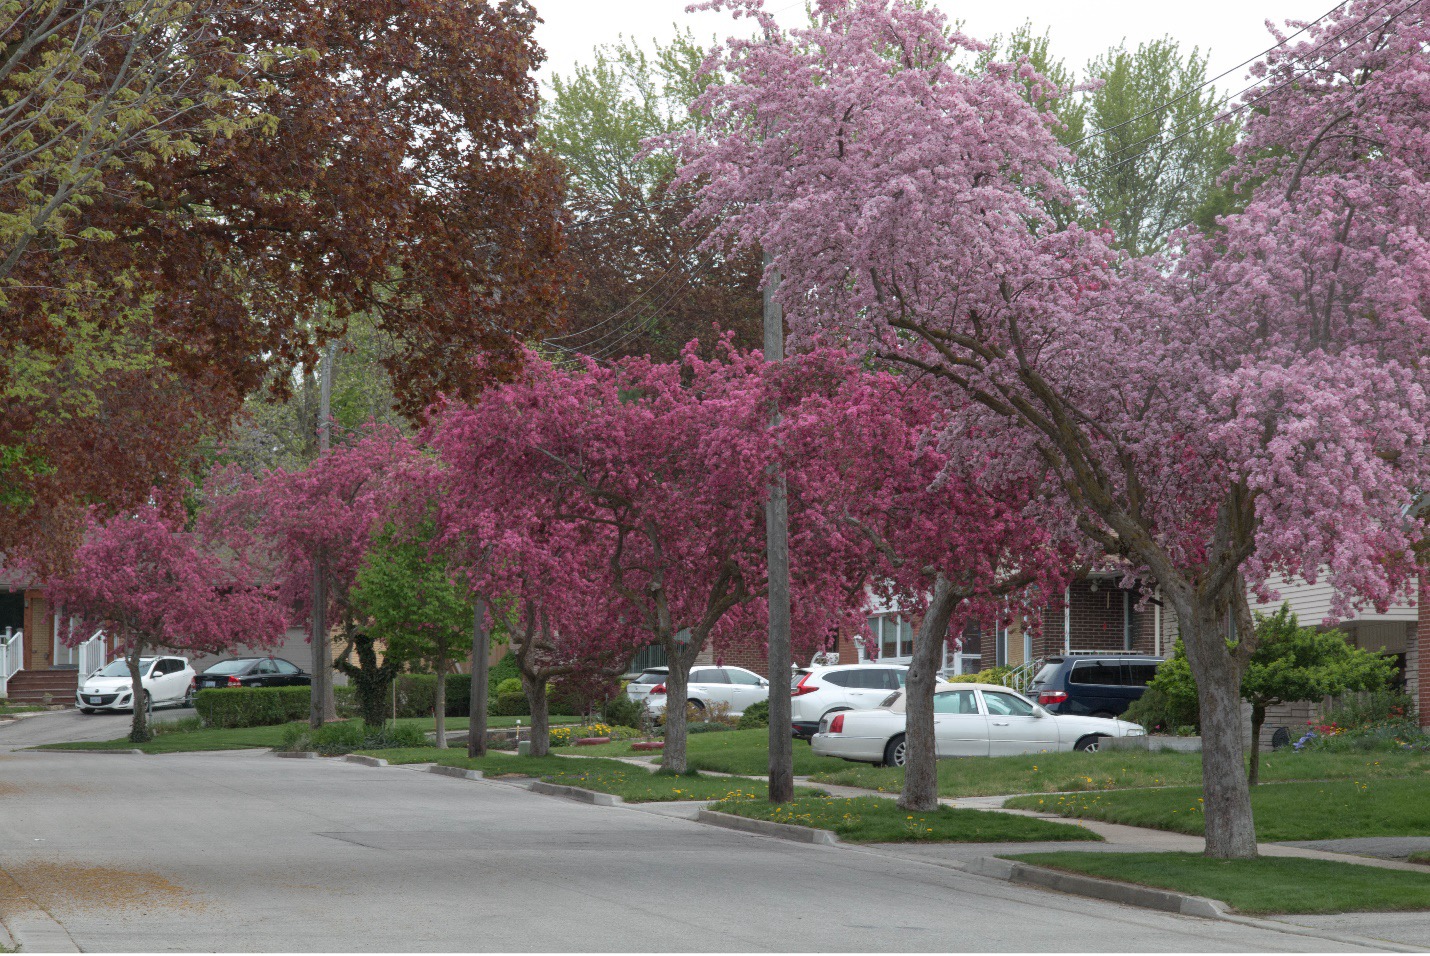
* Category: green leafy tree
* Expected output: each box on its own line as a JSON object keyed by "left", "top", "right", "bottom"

{"left": 1143, "top": 606, "right": 1395, "bottom": 784}
{"left": 351, "top": 525, "right": 475, "bottom": 745}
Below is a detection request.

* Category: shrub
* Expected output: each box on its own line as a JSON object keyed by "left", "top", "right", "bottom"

{"left": 195, "top": 687, "right": 310, "bottom": 728}
{"left": 392, "top": 673, "right": 472, "bottom": 718}
{"left": 493, "top": 689, "right": 528, "bottom": 716}
{"left": 488, "top": 653, "right": 520, "bottom": 693}
{"left": 737, "top": 699, "right": 769, "bottom": 729}
{"left": 1122, "top": 683, "right": 1199, "bottom": 735}
{"left": 279, "top": 720, "right": 427, "bottom": 756}
{"left": 1323, "top": 691, "right": 1418, "bottom": 734}
{"left": 495, "top": 677, "right": 523, "bottom": 697}
{"left": 549, "top": 670, "right": 620, "bottom": 717}
{"left": 944, "top": 665, "right": 1014, "bottom": 685}
{"left": 601, "top": 694, "right": 645, "bottom": 728}
{"left": 687, "top": 721, "right": 734, "bottom": 734}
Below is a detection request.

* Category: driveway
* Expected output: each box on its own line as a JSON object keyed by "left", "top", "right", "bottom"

{"left": 0, "top": 748, "right": 1395, "bottom": 952}
{"left": 0, "top": 706, "right": 190, "bottom": 748}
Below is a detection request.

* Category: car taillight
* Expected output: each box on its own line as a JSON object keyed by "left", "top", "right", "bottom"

{"left": 227, "top": 675, "right": 243, "bottom": 687}
{"left": 1038, "top": 691, "right": 1068, "bottom": 705}
{"left": 829, "top": 714, "right": 844, "bottom": 734}
{"left": 792, "top": 675, "right": 819, "bottom": 696}
{"left": 650, "top": 683, "right": 666, "bottom": 695}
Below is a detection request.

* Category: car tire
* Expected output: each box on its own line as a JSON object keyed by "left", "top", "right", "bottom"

{"left": 883, "top": 733, "right": 907, "bottom": 768}
{"left": 181, "top": 687, "right": 194, "bottom": 708}
{"left": 1074, "top": 735, "right": 1105, "bottom": 753}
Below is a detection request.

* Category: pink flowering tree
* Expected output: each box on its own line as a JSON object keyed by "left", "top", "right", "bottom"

{"left": 675, "top": 0, "right": 1430, "bottom": 856}
{"left": 431, "top": 344, "right": 864, "bottom": 773}
{"left": 48, "top": 501, "right": 287, "bottom": 742}
{"left": 203, "top": 427, "right": 417, "bottom": 728}
{"left": 776, "top": 353, "right": 1075, "bottom": 810}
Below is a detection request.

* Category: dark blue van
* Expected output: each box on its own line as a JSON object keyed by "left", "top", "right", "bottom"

{"left": 1027, "top": 655, "right": 1165, "bottom": 718}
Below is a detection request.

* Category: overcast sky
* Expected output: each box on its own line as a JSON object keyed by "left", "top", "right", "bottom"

{"left": 534, "top": 0, "right": 1335, "bottom": 91}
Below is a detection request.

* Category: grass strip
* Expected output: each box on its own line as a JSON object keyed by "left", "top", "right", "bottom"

{"left": 356, "top": 748, "right": 818, "bottom": 802}
{"left": 1004, "top": 851, "right": 1430, "bottom": 915}
{"left": 1005, "top": 777, "right": 1430, "bottom": 841}
{"left": 1408, "top": 852, "right": 1430, "bottom": 866}
{"left": 571, "top": 728, "right": 859, "bottom": 776}
{"left": 708, "top": 795, "right": 1101, "bottom": 844}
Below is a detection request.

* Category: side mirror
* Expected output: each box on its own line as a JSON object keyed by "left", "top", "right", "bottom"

{"left": 1032, "top": 706, "right": 1049, "bottom": 718}
{"left": 759, "top": 679, "right": 769, "bottom": 688}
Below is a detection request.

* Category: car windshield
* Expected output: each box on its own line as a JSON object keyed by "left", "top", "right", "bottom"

{"left": 1030, "top": 663, "right": 1061, "bottom": 686}
{"left": 203, "top": 660, "right": 253, "bottom": 675}
{"left": 96, "top": 659, "right": 152, "bottom": 678}
{"left": 631, "top": 671, "right": 665, "bottom": 684}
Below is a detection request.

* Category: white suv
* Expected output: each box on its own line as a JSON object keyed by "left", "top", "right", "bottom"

{"left": 790, "top": 664, "right": 907, "bottom": 739}
{"left": 642, "top": 665, "right": 770, "bottom": 719}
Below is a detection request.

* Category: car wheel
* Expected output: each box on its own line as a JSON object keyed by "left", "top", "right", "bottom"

{"left": 181, "top": 686, "right": 194, "bottom": 708}
{"left": 685, "top": 699, "right": 706, "bottom": 722}
{"left": 883, "top": 733, "right": 907, "bottom": 768}
{"left": 79, "top": 707, "right": 96, "bottom": 715}
{"left": 1075, "top": 735, "right": 1104, "bottom": 753}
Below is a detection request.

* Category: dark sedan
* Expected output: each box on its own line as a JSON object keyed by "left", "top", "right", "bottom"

{"left": 196, "top": 657, "right": 311, "bottom": 690}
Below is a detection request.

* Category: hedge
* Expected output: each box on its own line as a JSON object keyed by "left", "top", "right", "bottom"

{"left": 195, "top": 687, "right": 310, "bottom": 728}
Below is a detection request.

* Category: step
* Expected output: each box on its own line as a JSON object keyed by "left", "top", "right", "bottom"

{"left": 4, "top": 670, "right": 79, "bottom": 705}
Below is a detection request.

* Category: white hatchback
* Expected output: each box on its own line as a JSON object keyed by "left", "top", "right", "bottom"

{"left": 811, "top": 683, "right": 1145, "bottom": 765}
{"left": 790, "top": 664, "right": 908, "bottom": 739}
{"left": 643, "top": 665, "right": 770, "bottom": 719}
{"left": 77, "top": 656, "right": 196, "bottom": 714}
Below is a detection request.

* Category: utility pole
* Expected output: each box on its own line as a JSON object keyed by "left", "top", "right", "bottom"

{"left": 468, "top": 597, "right": 490, "bottom": 758}
{"left": 310, "top": 343, "right": 336, "bottom": 728}
{"left": 764, "top": 252, "right": 794, "bottom": 804}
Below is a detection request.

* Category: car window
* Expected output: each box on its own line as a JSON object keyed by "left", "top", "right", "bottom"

{"left": 934, "top": 690, "right": 979, "bottom": 715}
{"left": 879, "top": 691, "right": 901, "bottom": 708}
{"left": 255, "top": 660, "right": 278, "bottom": 675}
{"left": 1030, "top": 662, "right": 1062, "bottom": 687}
{"left": 879, "top": 669, "right": 904, "bottom": 690}
{"left": 726, "top": 669, "right": 762, "bottom": 686}
{"left": 691, "top": 669, "right": 729, "bottom": 684}
{"left": 632, "top": 671, "right": 666, "bottom": 685}
{"left": 274, "top": 659, "right": 301, "bottom": 675}
{"left": 982, "top": 691, "right": 1037, "bottom": 717}
{"left": 1126, "top": 663, "right": 1160, "bottom": 686}
{"left": 790, "top": 670, "right": 811, "bottom": 689}
{"left": 1069, "top": 660, "right": 1124, "bottom": 686}
{"left": 894, "top": 669, "right": 907, "bottom": 686}
{"left": 822, "top": 670, "right": 855, "bottom": 687}
{"left": 204, "top": 660, "right": 251, "bottom": 675}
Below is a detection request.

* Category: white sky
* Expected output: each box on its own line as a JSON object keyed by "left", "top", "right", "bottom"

{"left": 534, "top": 0, "right": 1336, "bottom": 91}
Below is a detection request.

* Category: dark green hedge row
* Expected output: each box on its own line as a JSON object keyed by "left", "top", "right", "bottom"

{"left": 195, "top": 687, "right": 310, "bottom": 728}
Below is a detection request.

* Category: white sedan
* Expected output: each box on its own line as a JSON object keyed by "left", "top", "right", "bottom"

{"left": 77, "top": 656, "right": 196, "bottom": 714}
{"left": 811, "top": 683, "right": 1145, "bottom": 766}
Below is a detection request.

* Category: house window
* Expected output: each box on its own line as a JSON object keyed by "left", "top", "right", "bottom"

{"left": 870, "top": 613, "right": 913, "bottom": 659}
{"left": 628, "top": 644, "right": 667, "bottom": 674}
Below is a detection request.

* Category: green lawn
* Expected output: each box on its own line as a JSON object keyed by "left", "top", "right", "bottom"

{"left": 809, "top": 747, "right": 1430, "bottom": 798}
{"left": 1006, "top": 777, "right": 1430, "bottom": 841}
{"left": 32, "top": 714, "right": 558, "bottom": 755}
{"left": 0, "top": 702, "right": 46, "bottom": 715}
{"left": 1410, "top": 852, "right": 1430, "bottom": 866}
{"left": 1005, "top": 852, "right": 1430, "bottom": 915}
{"left": 354, "top": 747, "right": 819, "bottom": 802}
{"left": 709, "top": 795, "right": 1101, "bottom": 844}
{"left": 573, "top": 728, "right": 858, "bottom": 776}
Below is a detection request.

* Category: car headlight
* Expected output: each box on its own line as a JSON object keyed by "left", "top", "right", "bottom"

{"left": 1125, "top": 726, "right": 1146, "bottom": 737}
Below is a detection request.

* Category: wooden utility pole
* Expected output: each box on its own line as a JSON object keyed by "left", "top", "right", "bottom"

{"left": 310, "top": 343, "right": 336, "bottom": 728}
{"left": 764, "top": 252, "right": 794, "bottom": 804}
{"left": 468, "top": 597, "right": 490, "bottom": 758}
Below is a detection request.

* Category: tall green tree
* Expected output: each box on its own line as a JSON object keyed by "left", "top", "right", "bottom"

{"left": 351, "top": 524, "right": 474, "bottom": 746}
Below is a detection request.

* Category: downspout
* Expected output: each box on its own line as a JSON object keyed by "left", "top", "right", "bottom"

{"left": 1154, "top": 589, "right": 1162, "bottom": 658}
{"left": 1063, "top": 587, "right": 1071, "bottom": 654}
{"left": 1124, "top": 590, "right": 1132, "bottom": 652}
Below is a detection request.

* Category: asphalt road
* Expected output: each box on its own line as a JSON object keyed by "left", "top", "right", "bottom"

{"left": 0, "top": 745, "right": 1394, "bottom": 953}
{"left": 0, "top": 705, "right": 189, "bottom": 747}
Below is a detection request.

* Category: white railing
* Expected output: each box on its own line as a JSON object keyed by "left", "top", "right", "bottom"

{"left": 78, "top": 631, "right": 107, "bottom": 680}
{"left": 1002, "top": 658, "right": 1043, "bottom": 695}
{"left": 0, "top": 628, "right": 24, "bottom": 698}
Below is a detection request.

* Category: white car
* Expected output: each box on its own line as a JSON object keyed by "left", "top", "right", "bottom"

{"left": 76, "top": 656, "right": 196, "bottom": 714}
{"left": 790, "top": 663, "right": 908, "bottom": 739}
{"left": 811, "top": 683, "right": 1145, "bottom": 766}
{"left": 642, "top": 665, "right": 770, "bottom": 718}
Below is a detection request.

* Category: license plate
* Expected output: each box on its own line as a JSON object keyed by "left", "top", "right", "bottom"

{"left": 88, "top": 696, "right": 102, "bottom": 704}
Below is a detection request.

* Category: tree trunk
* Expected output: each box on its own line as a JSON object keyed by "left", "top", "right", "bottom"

{"left": 126, "top": 641, "right": 150, "bottom": 743}
{"left": 469, "top": 598, "right": 489, "bottom": 759}
{"left": 900, "top": 574, "right": 960, "bottom": 812}
{"left": 661, "top": 643, "right": 697, "bottom": 774}
{"left": 310, "top": 561, "right": 327, "bottom": 730}
{"left": 433, "top": 645, "right": 448, "bottom": 750}
{"left": 1248, "top": 702, "right": 1265, "bottom": 787}
{"left": 1179, "top": 600, "right": 1259, "bottom": 859}
{"left": 523, "top": 673, "right": 551, "bottom": 757}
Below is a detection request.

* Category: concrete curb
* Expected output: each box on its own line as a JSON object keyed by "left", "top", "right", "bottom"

{"left": 428, "top": 764, "right": 484, "bottom": 781}
{"left": 273, "top": 751, "right": 319, "bottom": 759}
{"left": 697, "top": 809, "right": 839, "bottom": 846}
{"left": 344, "top": 754, "right": 387, "bottom": 768}
{"left": 27, "top": 747, "right": 144, "bottom": 755}
{"left": 529, "top": 780, "right": 623, "bottom": 806}
{"left": 970, "top": 858, "right": 1425, "bottom": 953}
{"left": 0, "top": 869, "right": 81, "bottom": 953}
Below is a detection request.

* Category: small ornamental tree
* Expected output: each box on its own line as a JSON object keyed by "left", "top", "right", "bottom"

{"left": 48, "top": 502, "right": 287, "bottom": 742}
{"left": 776, "top": 354, "right": 1075, "bottom": 810}
{"left": 351, "top": 523, "right": 474, "bottom": 743}
{"left": 203, "top": 427, "right": 416, "bottom": 727}
{"left": 1149, "top": 606, "right": 1395, "bottom": 785}
{"left": 677, "top": 0, "right": 1430, "bottom": 858}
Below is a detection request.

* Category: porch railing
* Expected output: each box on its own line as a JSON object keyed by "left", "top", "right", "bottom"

{"left": 78, "top": 631, "right": 107, "bottom": 680}
{"left": 0, "top": 628, "right": 24, "bottom": 698}
{"left": 1002, "top": 658, "right": 1042, "bottom": 695}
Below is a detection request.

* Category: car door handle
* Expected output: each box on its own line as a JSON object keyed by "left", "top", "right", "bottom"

{"left": 991, "top": 721, "right": 1010, "bottom": 726}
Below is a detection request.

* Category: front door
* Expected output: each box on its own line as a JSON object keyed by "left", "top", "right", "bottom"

{"left": 980, "top": 689, "right": 1058, "bottom": 755}
{"left": 933, "top": 689, "right": 989, "bottom": 756}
